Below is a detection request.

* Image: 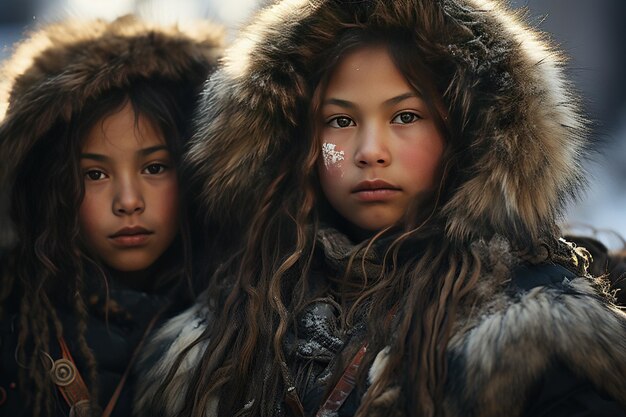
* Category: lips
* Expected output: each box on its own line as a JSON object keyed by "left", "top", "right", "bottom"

{"left": 351, "top": 179, "right": 401, "bottom": 201}
{"left": 109, "top": 226, "right": 153, "bottom": 247}
{"left": 352, "top": 179, "right": 400, "bottom": 193}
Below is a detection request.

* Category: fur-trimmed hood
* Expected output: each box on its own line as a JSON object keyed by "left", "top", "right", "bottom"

{"left": 0, "top": 14, "right": 223, "bottom": 189}
{"left": 0, "top": 15, "right": 223, "bottom": 247}
{"left": 187, "top": 0, "right": 586, "bottom": 245}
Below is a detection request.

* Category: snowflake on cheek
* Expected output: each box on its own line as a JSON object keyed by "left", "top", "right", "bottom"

{"left": 322, "top": 142, "right": 345, "bottom": 169}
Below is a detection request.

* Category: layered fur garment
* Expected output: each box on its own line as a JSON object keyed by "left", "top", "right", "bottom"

{"left": 137, "top": 237, "right": 626, "bottom": 417}
{"left": 0, "top": 14, "right": 223, "bottom": 209}
{"left": 135, "top": 0, "right": 626, "bottom": 416}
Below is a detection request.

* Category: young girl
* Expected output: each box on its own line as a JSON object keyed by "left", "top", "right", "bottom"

{"left": 0, "top": 16, "right": 222, "bottom": 417}
{"left": 136, "top": 0, "right": 626, "bottom": 416}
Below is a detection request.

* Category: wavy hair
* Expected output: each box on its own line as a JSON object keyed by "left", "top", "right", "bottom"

{"left": 1, "top": 77, "right": 197, "bottom": 416}
{"left": 160, "top": 28, "right": 552, "bottom": 417}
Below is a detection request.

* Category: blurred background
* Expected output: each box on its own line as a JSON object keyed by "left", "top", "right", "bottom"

{"left": 1, "top": 0, "right": 625, "bottom": 249}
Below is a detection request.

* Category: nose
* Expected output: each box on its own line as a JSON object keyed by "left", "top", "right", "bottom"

{"left": 112, "top": 177, "right": 145, "bottom": 216}
{"left": 354, "top": 124, "right": 391, "bottom": 167}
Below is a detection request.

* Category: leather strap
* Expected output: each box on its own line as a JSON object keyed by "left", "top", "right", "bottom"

{"left": 51, "top": 306, "right": 165, "bottom": 417}
{"left": 52, "top": 337, "right": 91, "bottom": 409}
{"left": 314, "top": 306, "right": 395, "bottom": 416}
{"left": 315, "top": 343, "right": 367, "bottom": 417}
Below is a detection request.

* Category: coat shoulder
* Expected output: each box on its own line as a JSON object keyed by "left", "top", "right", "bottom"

{"left": 133, "top": 292, "right": 215, "bottom": 417}
{"left": 445, "top": 260, "right": 626, "bottom": 417}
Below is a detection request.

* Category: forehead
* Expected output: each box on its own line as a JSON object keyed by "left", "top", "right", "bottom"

{"left": 323, "top": 45, "right": 412, "bottom": 99}
{"left": 81, "top": 102, "right": 165, "bottom": 152}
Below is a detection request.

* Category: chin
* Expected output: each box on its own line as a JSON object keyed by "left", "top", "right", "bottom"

{"left": 116, "top": 264, "right": 152, "bottom": 273}
{"left": 105, "top": 256, "right": 156, "bottom": 273}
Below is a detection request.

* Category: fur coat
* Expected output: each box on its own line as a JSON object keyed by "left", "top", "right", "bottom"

{"left": 0, "top": 15, "right": 223, "bottom": 417}
{"left": 134, "top": 0, "right": 626, "bottom": 416}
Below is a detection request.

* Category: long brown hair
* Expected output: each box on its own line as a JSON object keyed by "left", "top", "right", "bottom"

{"left": 1, "top": 77, "right": 197, "bottom": 416}
{"left": 164, "top": 28, "right": 503, "bottom": 417}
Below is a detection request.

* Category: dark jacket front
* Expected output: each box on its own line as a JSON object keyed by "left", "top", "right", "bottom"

{"left": 0, "top": 280, "right": 179, "bottom": 417}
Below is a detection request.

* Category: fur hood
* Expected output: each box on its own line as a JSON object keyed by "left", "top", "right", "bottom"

{"left": 0, "top": 14, "right": 223, "bottom": 189}
{"left": 187, "top": 0, "right": 586, "bottom": 245}
{"left": 135, "top": 237, "right": 626, "bottom": 417}
{"left": 0, "top": 15, "right": 223, "bottom": 248}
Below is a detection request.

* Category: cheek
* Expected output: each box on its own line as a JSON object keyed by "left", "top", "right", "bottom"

{"left": 78, "top": 191, "right": 104, "bottom": 238}
{"left": 320, "top": 142, "right": 346, "bottom": 178}
{"left": 318, "top": 163, "right": 343, "bottom": 206}
{"left": 401, "top": 149, "right": 441, "bottom": 177}
{"left": 153, "top": 180, "right": 180, "bottom": 234}
{"left": 398, "top": 138, "right": 445, "bottom": 185}
{"left": 78, "top": 190, "right": 112, "bottom": 258}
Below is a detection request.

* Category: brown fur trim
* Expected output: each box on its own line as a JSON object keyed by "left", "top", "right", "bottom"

{"left": 441, "top": 275, "right": 626, "bottom": 417}
{"left": 0, "top": 15, "right": 223, "bottom": 185}
{"left": 187, "top": 0, "right": 587, "bottom": 245}
{"left": 358, "top": 239, "right": 626, "bottom": 417}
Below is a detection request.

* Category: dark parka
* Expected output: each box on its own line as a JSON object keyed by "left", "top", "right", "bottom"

{"left": 135, "top": 0, "right": 626, "bottom": 416}
{"left": 0, "top": 15, "right": 222, "bottom": 417}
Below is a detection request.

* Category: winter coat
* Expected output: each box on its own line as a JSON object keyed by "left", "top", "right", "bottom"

{"left": 0, "top": 278, "right": 180, "bottom": 417}
{"left": 0, "top": 15, "right": 222, "bottom": 417}
{"left": 136, "top": 231, "right": 626, "bottom": 417}
{"left": 133, "top": 0, "right": 626, "bottom": 416}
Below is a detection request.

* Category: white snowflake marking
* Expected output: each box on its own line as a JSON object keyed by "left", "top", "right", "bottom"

{"left": 322, "top": 142, "right": 345, "bottom": 168}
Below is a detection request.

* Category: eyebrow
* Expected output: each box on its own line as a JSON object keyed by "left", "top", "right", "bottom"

{"left": 383, "top": 92, "right": 420, "bottom": 106}
{"left": 80, "top": 145, "right": 169, "bottom": 161}
{"left": 139, "top": 145, "right": 169, "bottom": 156}
{"left": 322, "top": 92, "right": 421, "bottom": 109}
{"left": 322, "top": 98, "right": 357, "bottom": 109}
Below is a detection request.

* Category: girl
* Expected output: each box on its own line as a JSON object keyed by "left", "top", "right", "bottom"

{"left": 136, "top": 0, "right": 626, "bottom": 416}
{"left": 0, "top": 16, "right": 222, "bottom": 417}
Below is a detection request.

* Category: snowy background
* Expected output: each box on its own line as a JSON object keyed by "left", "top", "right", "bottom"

{"left": 1, "top": 0, "right": 625, "bottom": 249}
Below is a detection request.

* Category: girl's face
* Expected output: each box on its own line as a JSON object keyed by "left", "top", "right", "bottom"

{"left": 317, "top": 46, "right": 445, "bottom": 232}
{"left": 78, "top": 102, "right": 180, "bottom": 273}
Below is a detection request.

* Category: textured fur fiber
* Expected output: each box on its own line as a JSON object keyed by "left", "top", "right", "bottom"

{"left": 135, "top": 294, "right": 219, "bottom": 416}
{"left": 134, "top": 0, "right": 626, "bottom": 416}
{"left": 0, "top": 15, "right": 223, "bottom": 190}
{"left": 137, "top": 239, "right": 626, "bottom": 417}
{"left": 186, "top": 0, "right": 586, "bottom": 246}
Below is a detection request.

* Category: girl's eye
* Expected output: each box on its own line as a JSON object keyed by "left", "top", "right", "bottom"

{"left": 327, "top": 116, "right": 355, "bottom": 128}
{"left": 143, "top": 163, "right": 168, "bottom": 175}
{"left": 392, "top": 112, "right": 420, "bottom": 124}
{"left": 85, "top": 170, "right": 107, "bottom": 181}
